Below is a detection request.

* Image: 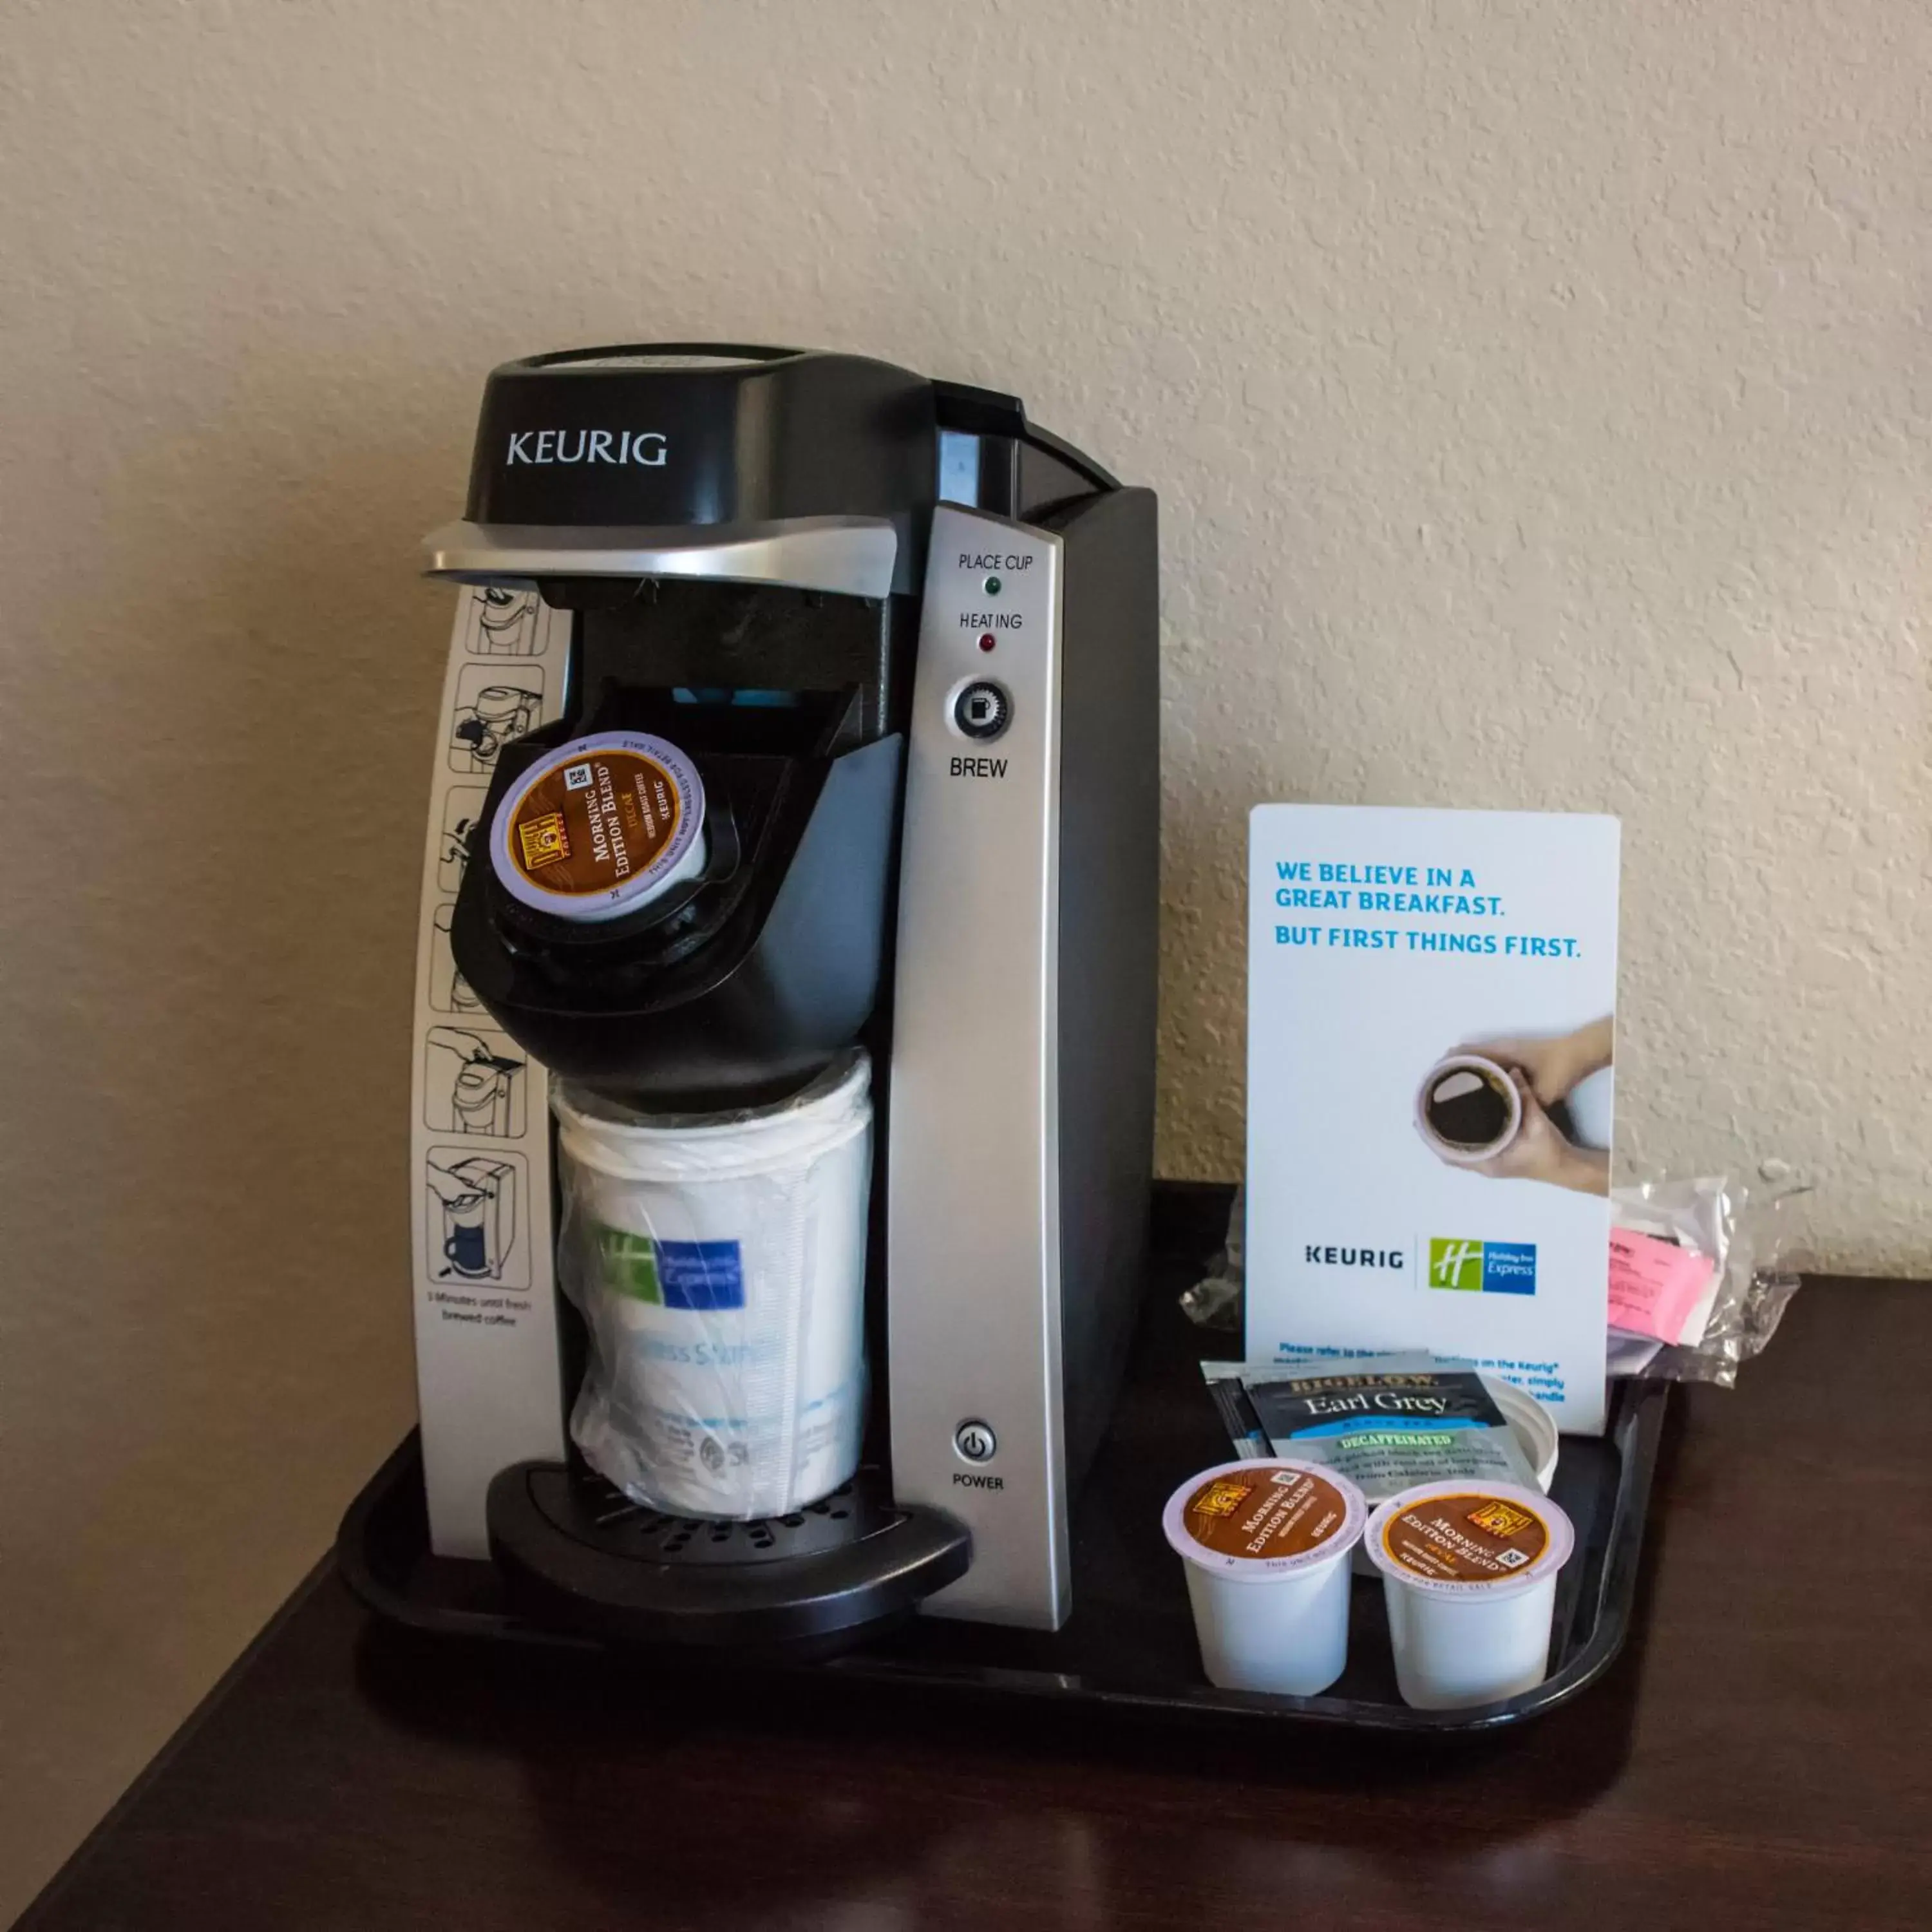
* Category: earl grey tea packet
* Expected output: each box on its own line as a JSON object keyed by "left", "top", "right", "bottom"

{"left": 1201, "top": 1355, "right": 1539, "bottom": 1501}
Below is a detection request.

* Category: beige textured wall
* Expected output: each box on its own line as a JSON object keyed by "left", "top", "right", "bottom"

{"left": 3, "top": 0, "right": 1927, "bottom": 1913}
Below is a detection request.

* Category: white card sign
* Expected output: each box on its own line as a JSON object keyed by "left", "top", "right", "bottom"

{"left": 1245, "top": 805, "right": 1620, "bottom": 1434}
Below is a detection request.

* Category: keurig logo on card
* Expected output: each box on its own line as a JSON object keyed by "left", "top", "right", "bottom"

{"left": 504, "top": 430, "right": 668, "bottom": 466}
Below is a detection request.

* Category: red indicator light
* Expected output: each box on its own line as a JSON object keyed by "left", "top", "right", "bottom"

{"left": 979, "top": 632, "right": 996, "bottom": 652}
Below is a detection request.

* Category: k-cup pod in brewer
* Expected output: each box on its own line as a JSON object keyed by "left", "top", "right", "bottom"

{"left": 1163, "top": 1459, "right": 1368, "bottom": 1696}
{"left": 553, "top": 1054, "right": 871, "bottom": 1520}
{"left": 1365, "top": 1479, "right": 1576, "bottom": 1710}
{"left": 491, "top": 730, "right": 708, "bottom": 923}
{"left": 1414, "top": 1053, "right": 1522, "bottom": 1164}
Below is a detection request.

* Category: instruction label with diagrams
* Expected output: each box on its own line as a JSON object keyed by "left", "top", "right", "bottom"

{"left": 410, "top": 585, "right": 571, "bottom": 1556}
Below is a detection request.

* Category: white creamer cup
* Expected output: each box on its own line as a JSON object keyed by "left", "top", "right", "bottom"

{"left": 1365, "top": 1479, "right": 1575, "bottom": 1710}
{"left": 1488, "top": 1377, "right": 1560, "bottom": 1491}
{"left": 1164, "top": 1459, "right": 1368, "bottom": 1696}
{"left": 553, "top": 1054, "right": 871, "bottom": 1520}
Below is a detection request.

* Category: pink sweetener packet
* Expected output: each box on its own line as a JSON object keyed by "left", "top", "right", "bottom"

{"left": 1607, "top": 1229, "right": 1716, "bottom": 1344}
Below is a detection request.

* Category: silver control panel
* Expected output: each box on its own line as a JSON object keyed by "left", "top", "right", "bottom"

{"left": 887, "top": 504, "right": 1068, "bottom": 1629}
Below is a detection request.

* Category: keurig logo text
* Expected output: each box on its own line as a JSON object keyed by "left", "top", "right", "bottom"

{"left": 504, "top": 430, "right": 668, "bottom": 466}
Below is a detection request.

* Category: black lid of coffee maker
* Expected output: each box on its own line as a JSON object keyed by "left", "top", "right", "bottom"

{"left": 463, "top": 345, "right": 938, "bottom": 531}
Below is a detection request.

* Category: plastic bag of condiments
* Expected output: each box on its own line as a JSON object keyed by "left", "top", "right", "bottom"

{"left": 1612, "top": 1171, "right": 1809, "bottom": 1387}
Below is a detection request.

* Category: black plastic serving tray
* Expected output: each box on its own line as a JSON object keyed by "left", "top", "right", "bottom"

{"left": 340, "top": 1182, "right": 1671, "bottom": 1734}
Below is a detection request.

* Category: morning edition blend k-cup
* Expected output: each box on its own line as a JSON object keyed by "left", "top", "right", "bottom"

{"left": 1164, "top": 1458, "right": 1367, "bottom": 1696}
{"left": 1163, "top": 1459, "right": 1367, "bottom": 1579}
{"left": 491, "top": 732, "right": 707, "bottom": 922}
{"left": 1365, "top": 1477, "right": 1575, "bottom": 1709}
{"left": 1365, "top": 1479, "right": 1574, "bottom": 1597}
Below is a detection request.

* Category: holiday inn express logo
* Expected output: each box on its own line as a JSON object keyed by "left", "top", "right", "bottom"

{"left": 1430, "top": 1239, "right": 1484, "bottom": 1291}
{"left": 1428, "top": 1238, "right": 1538, "bottom": 1296}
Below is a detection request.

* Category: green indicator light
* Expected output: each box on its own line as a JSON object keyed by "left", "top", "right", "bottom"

{"left": 983, "top": 575, "right": 1001, "bottom": 596}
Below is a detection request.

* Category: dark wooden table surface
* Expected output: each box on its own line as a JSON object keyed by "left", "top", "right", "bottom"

{"left": 19, "top": 1276, "right": 1932, "bottom": 1931}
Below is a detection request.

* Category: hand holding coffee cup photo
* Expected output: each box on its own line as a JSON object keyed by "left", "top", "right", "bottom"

{"left": 1460, "top": 1016, "right": 1615, "bottom": 1113}
{"left": 1414, "top": 1055, "right": 1522, "bottom": 1165}
{"left": 1415, "top": 1019, "right": 1613, "bottom": 1197}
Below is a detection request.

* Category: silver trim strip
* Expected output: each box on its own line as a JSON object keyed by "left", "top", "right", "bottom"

{"left": 887, "top": 504, "right": 1068, "bottom": 1629}
{"left": 421, "top": 516, "right": 898, "bottom": 599}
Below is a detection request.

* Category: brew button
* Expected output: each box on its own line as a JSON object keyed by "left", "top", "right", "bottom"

{"left": 954, "top": 681, "right": 1010, "bottom": 740}
{"left": 954, "top": 1419, "right": 997, "bottom": 1464}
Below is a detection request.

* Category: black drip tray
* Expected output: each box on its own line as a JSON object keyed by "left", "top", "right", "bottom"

{"left": 339, "top": 1184, "right": 1672, "bottom": 1734}
{"left": 538, "top": 1471, "right": 882, "bottom": 1565}
{"left": 486, "top": 1462, "right": 971, "bottom": 1660}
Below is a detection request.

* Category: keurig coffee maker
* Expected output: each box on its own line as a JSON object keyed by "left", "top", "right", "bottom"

{"left": 387, "top": 344, "right": 1157, "bottom": 1651}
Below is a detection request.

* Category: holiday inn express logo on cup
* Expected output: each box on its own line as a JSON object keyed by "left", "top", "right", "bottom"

{"left": 595, "top": 1227, "right": 746, "bottom": 1311}
{"left": 1428, "top": 1238, "right": 1538, "bottom": 1296}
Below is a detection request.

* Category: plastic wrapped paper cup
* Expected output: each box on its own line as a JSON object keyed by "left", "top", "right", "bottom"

{"left": 1488, "top": 1377, "right": 1560, "bottom": 1491}
{"left": 553, "top": 1053, "right": 871, "bottom": 1520}
{"left": 1163, "top": 1459, "right": 1367, "bottom": 1696}
{"left": 1365, "top": 1479, "right": 1575, "bottom": 1710}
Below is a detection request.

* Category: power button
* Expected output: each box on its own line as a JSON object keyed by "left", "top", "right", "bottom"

{"left": 954, "top": 1419, "right": 997, "bottom": 1464}
{"left": 952, "top": 681, "right": 1010, "bottom": 741}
